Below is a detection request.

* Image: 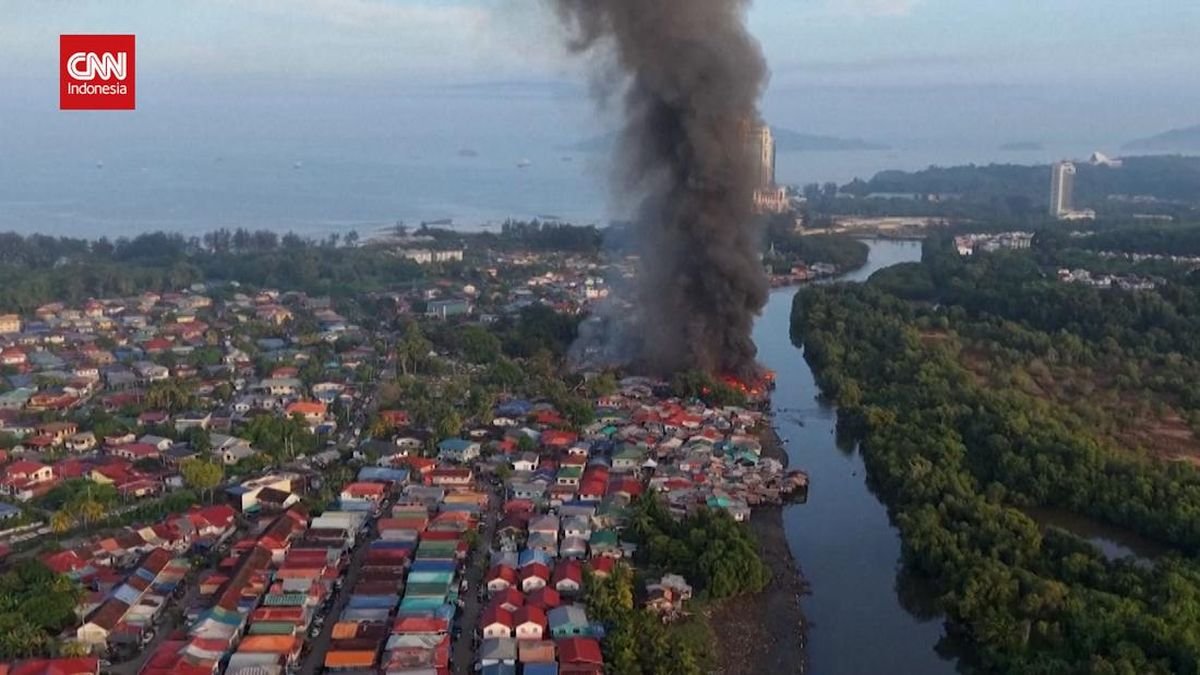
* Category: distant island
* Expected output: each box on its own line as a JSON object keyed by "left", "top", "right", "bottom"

{"left": 560, "top": 127, "right": 889, "bottom": 153}
{"left": 999, "top": 141, "right": 1044, "bottom": 151}
{"left": 771, "top": 128, "right": 889, "bottom": 152}
{"left": 1123, "top": 124, "right": 1200, "bottom": 152}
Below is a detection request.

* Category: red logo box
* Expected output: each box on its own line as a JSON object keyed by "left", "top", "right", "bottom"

{"left": 60, "top": 34, "right": 136, "bottom": 110}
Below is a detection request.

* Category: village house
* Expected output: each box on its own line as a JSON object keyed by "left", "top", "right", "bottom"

{"left": 285, "top": 400, "right": 327, "bottom": 427}
{"left": 547, "top": 605, "right": 593, "bottom": 638}
{"left": 36, "top": 421, "right": 78, "bottom": 445}
{"left": 436, "top": 438, "right": 481, "bottom": 464}
{"left": 480, "top": 605, "right": 514, "bottom": 639}
{"left": 428, "top": 468, "right": 473, "bottom": 489}
{"left": 257, "top": 377, "right": 303, "bottom": 398}
{"left": 552, "top": 560, "right": 584, "bottom": 595}
{"left": 513, "top": 606, "right": 548, "bottom": 641}
{"left": 0, "top": 313, "right": 21, "bottom": 334}
{"left": 173, "top": 410, "right": 212, "bottom": 432}
{"left": 0, "top": 459, "right": 56, "bottom": 500}
{"left": 512, "top": 452, "right": 540, "bottom": 473}
{"left": 520, "top": 562, "right": 551, "bottom": 593}
{"left": 645, "top": 574, "right": 694, "bottom": 619}
{"left": 486, "top": 564, "right": 518, "bottom": 594}
{"left": 66, "top": 431, "right": 98, "bottom": 453}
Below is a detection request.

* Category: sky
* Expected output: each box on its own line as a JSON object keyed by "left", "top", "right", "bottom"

{"left": 1, "top": 0, "right": 1196, "bottom": 86}
{"left": 0, "top": 0, "right": 1198, "bottom": 168}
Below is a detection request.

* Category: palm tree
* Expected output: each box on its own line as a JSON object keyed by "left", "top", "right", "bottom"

{"left": 75, "top": 498, "right": 105, "bottom": 528}
{"left": 50, "top": 510, "right": 75, "bottom": 534}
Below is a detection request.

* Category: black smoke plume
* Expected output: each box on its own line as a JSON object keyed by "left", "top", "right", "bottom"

{"left": 552, "top": 0, "right": 770, "bottom": 377}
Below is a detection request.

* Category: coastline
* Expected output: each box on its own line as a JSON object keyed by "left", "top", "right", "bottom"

{"left": 710, "top": 422, "right": 809, "bottom": 674}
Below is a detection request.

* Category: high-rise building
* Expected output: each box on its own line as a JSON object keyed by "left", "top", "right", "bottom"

{"left": 744, "top": 123, "right": 776, "bottom": 189}
{"left": 1050, "top": 161, "right": 1076, "bottom": 217}
{"left": 742, "top": 121, "right": 785, "bottom": 213}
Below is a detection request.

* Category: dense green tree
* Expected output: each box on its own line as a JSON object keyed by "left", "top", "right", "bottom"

{"left": 181, "top": 458, "right": 224, "bottom": 502}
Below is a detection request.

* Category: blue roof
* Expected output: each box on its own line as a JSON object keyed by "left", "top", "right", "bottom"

{"left": 523, "top": 665, "right": 559, "bottom": 675}
{"left": 480, "top": 664, "right": 517, "bottom": 675}
{"left": 409, "top": 560, "right": 456, "bottom": 573}
{"left": 437, "top": 438, "right": 475, "bottom": 452}
{"left": 358, "top": 467, "right": 409, "bottom": 483}
{"left": 348, "top": 595, "right": 399, "bottom": 610}
{"left": 496, "top": 399, "right": 533, "bottom": 416}
{"left": 518, "top": 549, "right": 552, "bottom": 568}
{"left": 0, "top": 502, "right": 21, "bottom": 516}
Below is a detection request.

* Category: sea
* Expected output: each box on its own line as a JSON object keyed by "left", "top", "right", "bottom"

{"left": 0, "top": 79, "right": 1118, "bottom": 238}
{"left": 0, "top": 141, "right": 1109, "bottom": 240}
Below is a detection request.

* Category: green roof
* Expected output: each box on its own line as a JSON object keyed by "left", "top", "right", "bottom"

{"left": 613, "top": 447, "right": 645, "bottom": 460}
{"left": 589, "top": 530, "right": 618, "bottom": 547}
{"left": 262, "top": 593, "right": 307, "bottom": 607}
{"left": 405, "top": 581, "right": 452, "bottom": 598}
{"left": 557, "top": 466, "right": 584, "bottom": 479}
{"left": 249, "top": 621, "right": 298, "bottom": 635}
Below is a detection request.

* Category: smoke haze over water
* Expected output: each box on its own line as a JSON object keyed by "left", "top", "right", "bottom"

{"left": 552, "top": 0, "right": 771, "bottom": 377}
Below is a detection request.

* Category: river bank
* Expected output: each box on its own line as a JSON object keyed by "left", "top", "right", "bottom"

{"left": 753, "top": 238, "right": 958, "bottom": 675}
{"left": 710, "top": 424, "right": 809, "bottom": 675}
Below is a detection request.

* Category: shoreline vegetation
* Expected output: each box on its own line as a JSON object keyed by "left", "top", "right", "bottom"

{"left": 710, "top": 423, "right": 809, "bottom": 675}
{"left": 788, "top": 234, "right": 1200, "bottom": 673}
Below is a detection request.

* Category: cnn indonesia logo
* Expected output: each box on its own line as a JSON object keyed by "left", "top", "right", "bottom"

{"left": 60, "top": 34, "right": 135, "bottom": 110}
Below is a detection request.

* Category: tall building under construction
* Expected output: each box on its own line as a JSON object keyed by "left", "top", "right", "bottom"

{"left": 1050, "top": 161, "right": 1076, "bottom": 217}
{"left": 743, "top": 122, "right": 787, "bottom": 213}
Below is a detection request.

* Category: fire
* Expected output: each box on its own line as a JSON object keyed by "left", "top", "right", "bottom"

{"left": 719, "top": 369, "right": 776, "bottom": 398}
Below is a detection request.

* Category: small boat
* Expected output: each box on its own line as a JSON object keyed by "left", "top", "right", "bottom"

{"left": 516, "top": 159, "right": 532, "bottom": 169}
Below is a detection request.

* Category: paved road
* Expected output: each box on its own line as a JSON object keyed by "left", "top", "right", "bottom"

{"left": 450, "top": 482, "right": 500, "bottom": 675}
{"left": 298, "top": 517, "right": 378, "bottom": 675}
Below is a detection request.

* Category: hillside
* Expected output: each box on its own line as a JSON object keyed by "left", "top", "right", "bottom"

{"left": 1123, "top": 124, "right": 1200, "bottom": 152}
{"left": 560, "top": 128, "right": 889, "bottom": 153}
{"left": 855, "top": 155, "right": 1200, "bottom": 204}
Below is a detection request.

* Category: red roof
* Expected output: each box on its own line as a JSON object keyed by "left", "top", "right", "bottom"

{"left": 4, "top": 460, "right": 49, "bottom": 478}
{"left": 607, "top": 478, "right": 643, "bottom": 498}
{"left": 379, "top": 410, "right": 410, "bottom": 426}
{"left": 541, "top": 430, "right": 577, "bottom": 447}
{"left": 341, "top": 482, "right": 386, "bottom": 498}
{"left": 503, "top": 499, "right": 535, "bottom": 514}
{"left": 53, "top": 459, "right": 89, "bottom": 479}
{"left": 488, "top": 588, "right": 525, "bottom": 612}
{"left": 486, "top": 564, "right": 517, "bottom": 585}
{"left": 578, "top": 480, "right": 607, "bottom": 498}
{"left": 404, "top": 457, "right": 437, "bottom": 475}
{"left": 552, "top": 560, "right": 583, "bottom": 586}
{"left": 188, "top": 504, "right": 237, "bottom": 531}
{"left": 513, "top": 606, "right": 547, "bottom": 629}
{"left": 8, "top": 657, "right": 99, "bottom": 675}
{"left": 524, "top": 587, "right": 562, "bottom": 610}
{"left": 557, "top": 637, "right": 604, "bottom": 665}
{"left": 534, "top": 411, "right": 566, "bottom": 427}
{"left": 144, "top": 338, "right": 172, "bottom": 351}
{"left": 393, "top": 615, "right": 448, "bottom": 634}
{"left": 113, "top": 443, "right": 160, "bottom": 458}
{"left": 286, "top": 400, "right": 327, "bottom": 417}
{"left": 587, "top": 556, "right": 615, "bottom": 576}
{"left": 521, "top": 562, "right": 550, "bottom": 582}
{"left": 41, "top": 550, "right": 88, "bottom": 574}
{"left": 480, "top": 605, "right": 513, "bottom": 629}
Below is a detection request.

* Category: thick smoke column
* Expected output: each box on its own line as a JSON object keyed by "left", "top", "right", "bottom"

{"left": 553, "top": 0, "right": 770, "bottom": 377}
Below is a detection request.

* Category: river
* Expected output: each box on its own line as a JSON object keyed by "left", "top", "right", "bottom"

{"left": 752, "top": 238, "right": 960, "bottom": 675}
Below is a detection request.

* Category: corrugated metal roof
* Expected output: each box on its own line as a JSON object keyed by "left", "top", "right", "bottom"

{"left": 323, "top": 650, "right": 378, "bottom": 669}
